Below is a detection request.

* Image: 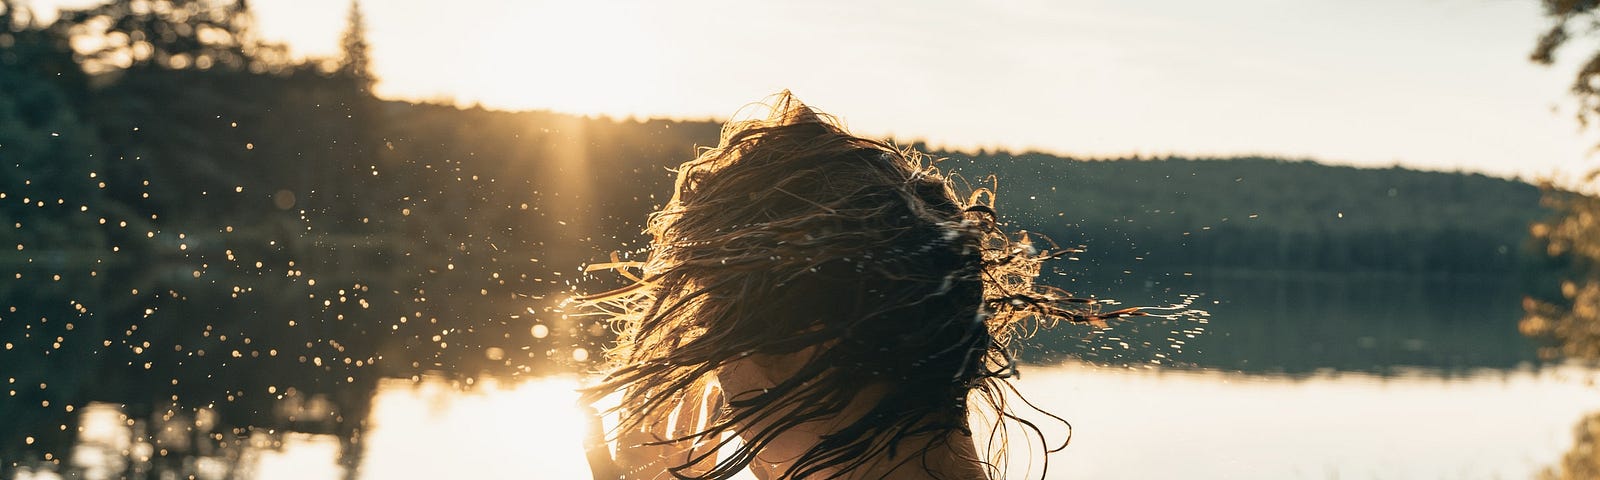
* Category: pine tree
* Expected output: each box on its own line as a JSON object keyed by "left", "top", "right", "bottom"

{"left": 339, "top": 0, "right": 374, "bottom": 89}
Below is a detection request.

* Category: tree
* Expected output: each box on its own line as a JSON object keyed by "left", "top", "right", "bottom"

{"left": 56, "top": 0, "right": 264, "bottom": 73}
{"left": 338, "top": 0, "right": 373, "bottom": 89}
{"left": 1533, "top": 0, "right": 1600, "bottom": 129}
{"left": 0, "top": 0, "right": 106, "bottom": 247}
{"left": 1521, "top": 0, "right": 1600, "bottom": 360}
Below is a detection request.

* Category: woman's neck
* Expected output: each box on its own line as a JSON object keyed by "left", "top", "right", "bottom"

{"left": 717, "top": 356, "right": 988, "bottom": 479}
{"left": 743, "top": 414, "right": 989, "bottom": 480}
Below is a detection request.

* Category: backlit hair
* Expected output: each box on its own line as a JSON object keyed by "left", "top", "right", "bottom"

{"left": 575, "top": 91, "right": 1139, "bottom": 479}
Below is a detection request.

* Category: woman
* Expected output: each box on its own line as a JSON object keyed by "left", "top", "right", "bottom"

{"left": 575, "top": 92, "right": 1138, "bottom": 479}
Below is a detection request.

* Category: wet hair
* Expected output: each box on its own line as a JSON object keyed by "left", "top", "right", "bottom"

{"left": 575, "top": 92, "right": 1139, "bottom": 479}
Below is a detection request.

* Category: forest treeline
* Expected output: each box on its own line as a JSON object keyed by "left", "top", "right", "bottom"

{"left": 939, "top": 153, "right": 1542, "bottom": 275}
{"left": 0, "top": 0, "right": 1562, "bottom": 476}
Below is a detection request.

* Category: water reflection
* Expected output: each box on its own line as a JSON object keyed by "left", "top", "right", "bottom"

{"left": 1023, "top": 364, "right": 1599, "bottom": 479}
{"left": 1032, "top": 272, "right": 1538, "bottom": 375}
{"left": 0, "top": 269, "right": 1551, "bottom": 479}
{"left": 357, "top": 377, "right": 591, "bottom": 479}
{"left": 43, "top": 377, "right": 596, "bottom": 480}
{"left": 22, "top": 363, "right": 1595, "bottom": 479}
{"left": 1540, "top": 410, "right": 1600, "bottom": 480}
{"left": 251, "top": 435, "right": 341, "bottom": 480}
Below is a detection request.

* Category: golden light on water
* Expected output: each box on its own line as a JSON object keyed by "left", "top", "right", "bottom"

{"left": 253, "top": 435, "right": 343, "bottom": 480}
{"left": 51, "top": 364, "right": 1597, "bottom": 479}
{"left": 356, "top": 376, "right": 593, "bottom": 479}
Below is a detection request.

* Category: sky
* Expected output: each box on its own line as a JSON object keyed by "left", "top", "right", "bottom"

{"left": 29, "top": 0, "right": 1600, "bottom": 183}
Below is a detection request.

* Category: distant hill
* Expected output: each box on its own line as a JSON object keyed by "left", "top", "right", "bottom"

{"left": 366, "top": 102, "right": 1550, "bottom": 277}
{"left": 931, "top": 153, "right": 1545, "bottom": 275}
{"left": 363, "top": 101, "right": 1551, "bottom": 276}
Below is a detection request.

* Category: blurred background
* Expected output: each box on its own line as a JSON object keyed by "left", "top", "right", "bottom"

{"left": 4, "top": 0, "right": 1600, "bottom": 478}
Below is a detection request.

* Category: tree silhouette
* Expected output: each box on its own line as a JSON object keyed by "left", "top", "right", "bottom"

{"left": 337, "top": 0, "right": 373, "bottom": 89}
{"left": 1533, "top": 0, "right": 1600, "bottom": 129}
{"left": 56, "top": 0, "right": 264, "bottom": 73}
{"left": 0, "top": 0, "right": 104, "bottom": 248}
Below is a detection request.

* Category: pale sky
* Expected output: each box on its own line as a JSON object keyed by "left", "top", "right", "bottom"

{"left": 30, "top": 0, "right": 1600, "bottom": 183}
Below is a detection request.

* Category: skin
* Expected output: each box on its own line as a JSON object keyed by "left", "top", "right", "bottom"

{"left": 714, "top": 351, "right": 989, "bottom": 479}
{"left": 588, "top": 347, "right": 985, "bottom": 476}
{"left": 591, "top": 350, "right": 990, "bottom": 480}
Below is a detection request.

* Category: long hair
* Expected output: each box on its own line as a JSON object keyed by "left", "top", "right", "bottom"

{"left": 574, "top": 91, "right": 1139, "bottom": 479}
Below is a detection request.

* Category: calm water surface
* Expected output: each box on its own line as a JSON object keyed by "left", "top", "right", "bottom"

{"left": 56, "top": 363, "right": 1587, "bottom": 480}
{"left": 8, "top": 274, "right": 1578, "bottom": 479}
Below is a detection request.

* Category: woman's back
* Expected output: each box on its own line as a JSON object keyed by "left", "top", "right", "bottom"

{"left": 577, "top": 92, "right": 1130, "bottom": 479}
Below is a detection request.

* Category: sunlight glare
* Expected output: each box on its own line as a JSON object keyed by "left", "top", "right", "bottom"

{"left": 453, "top": 1, "right": 665, "bottom": 116}
{"left": 356, "top": 376, "right": 592, "bottom": 479}
{"left": 253, "top": 434, "right": 343, "bottom": 480}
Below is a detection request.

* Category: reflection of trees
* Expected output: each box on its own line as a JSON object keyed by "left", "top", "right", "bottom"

{"left": 1539, "top": 411, "right": 1600, "bottom": 480}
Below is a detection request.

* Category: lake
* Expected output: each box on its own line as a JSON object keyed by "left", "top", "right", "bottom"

{"left": 5, "top": 272, "right": 1592, "bottom": 479}
{"left": 46, "top": 363, "right": 1599, "bottom": 479}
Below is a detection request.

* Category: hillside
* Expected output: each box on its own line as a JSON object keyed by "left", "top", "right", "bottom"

{"left": 937, "top": 153, "right": 1544, "bottom": 275}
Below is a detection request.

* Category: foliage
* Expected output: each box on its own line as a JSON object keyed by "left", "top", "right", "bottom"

{"left": 0, "top": 0, "right": 106, "bottom": 251}
{"left": 1522, "top": 0, "right": 1600, "bottom": 361}
{"left": 338, "top": 0, "right": 371, "bottom": 89}
{"left": 1534, "top": 0, "right": 1600, "bottom": 128}
{"left": 1523, "top": 188, "right": 1600, "bottom": 359}
{"left": 55, "top": 0, "right": 285, "bottom": 73}
{"left": 1539, "top": 410, "right": 1600, "bottom": 480}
